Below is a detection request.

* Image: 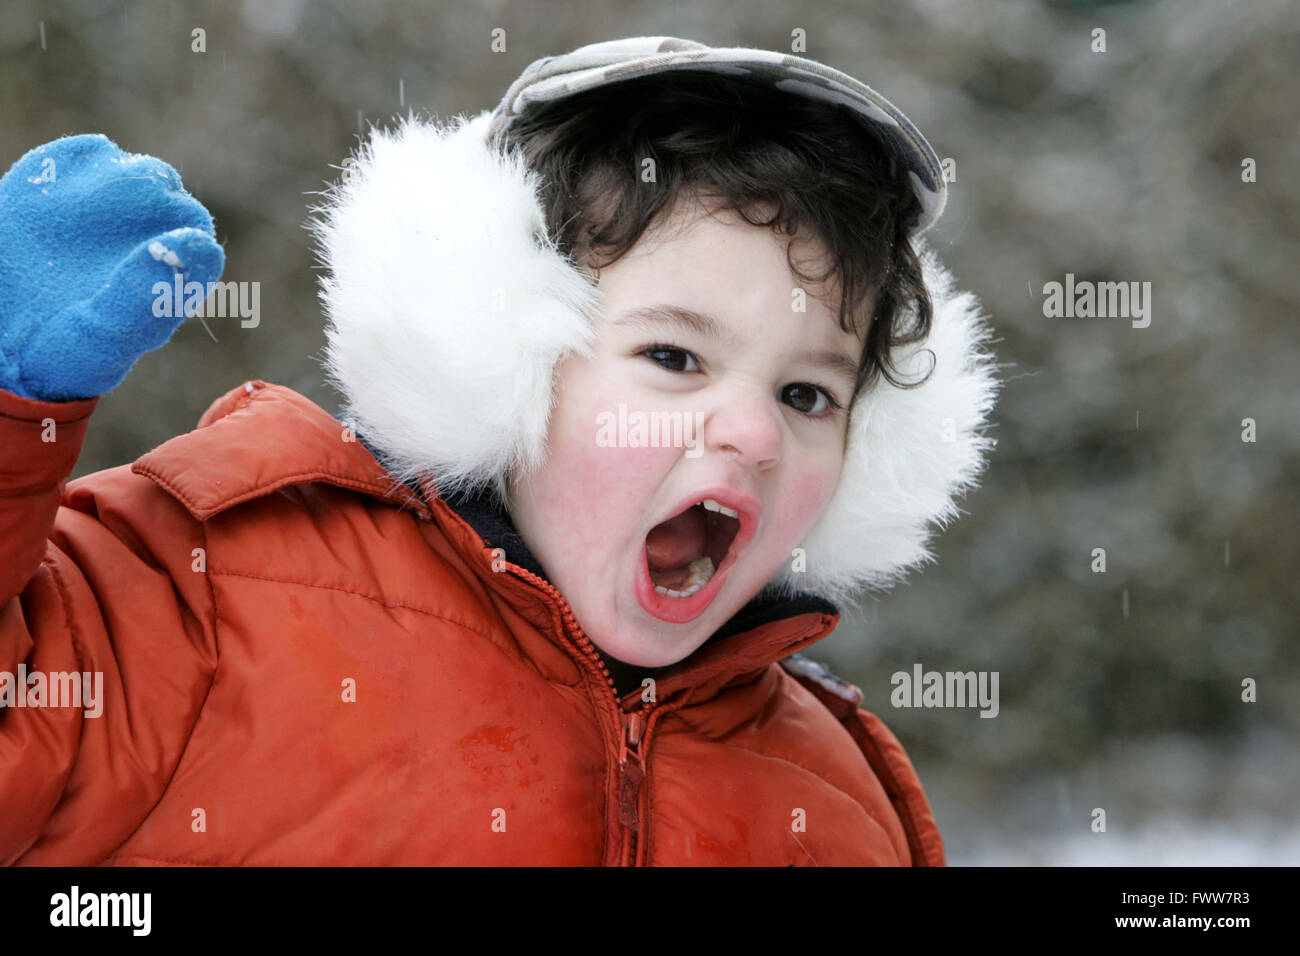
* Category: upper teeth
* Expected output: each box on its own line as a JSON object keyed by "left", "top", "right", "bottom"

{"left": 699, "top": 498, "right": 739, "bottom": 519}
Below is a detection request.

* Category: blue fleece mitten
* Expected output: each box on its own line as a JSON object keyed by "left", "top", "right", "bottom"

{"left": 0, "top": 134, "right": 225, "bottom": 401}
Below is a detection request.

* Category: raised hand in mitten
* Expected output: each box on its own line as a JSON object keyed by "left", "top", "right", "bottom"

{"left": 0, "top": 133, "right": 225, "bottom": 401}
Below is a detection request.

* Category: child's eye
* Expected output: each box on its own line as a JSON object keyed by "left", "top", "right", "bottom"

{"left": 782, "top": 383, "right": 843, "bottom": 418}
{"left": 639, "top": 344, "right": 844, "bottom": 420}
{"left": 641, "top": 344, "right": 699, "bottom": 373}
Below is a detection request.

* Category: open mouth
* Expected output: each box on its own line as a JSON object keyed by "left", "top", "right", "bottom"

{"left": 634, "top": 488, "right": 760, "bottom": 623}
{"left": 644, "top": 498, "right": 743, "bottom": 599}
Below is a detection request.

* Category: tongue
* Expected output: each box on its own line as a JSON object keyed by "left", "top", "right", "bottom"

{"left": 646, "top": 506, "right": 709, "bottom": 572}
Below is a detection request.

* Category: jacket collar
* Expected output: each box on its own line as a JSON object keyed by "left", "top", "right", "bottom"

{"left": 431, "top": 477, "right": 841, "bottom": 699}
{"left": 133, "top": 381, "right": 841, "bottom": 705}
{"left": 131, "top": 380, "right": 431, "bottom": 521}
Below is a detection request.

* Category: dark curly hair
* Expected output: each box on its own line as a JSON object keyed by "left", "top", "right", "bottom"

{"left": 495, "top": 71, "right": 935, "bottom": 404}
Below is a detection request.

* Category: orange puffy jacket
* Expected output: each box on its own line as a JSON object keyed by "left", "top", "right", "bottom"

{"left": 1, "top": 379, "right": 945, "bottom": 866}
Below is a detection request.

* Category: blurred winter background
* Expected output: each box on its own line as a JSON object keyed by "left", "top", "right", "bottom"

{"left": 2, "top": 0, "right": 1296, "bottom": 864}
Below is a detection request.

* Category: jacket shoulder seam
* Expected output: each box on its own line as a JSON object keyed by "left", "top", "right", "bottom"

{"left": 205, "top": 566, "right": 505, "bottom": 646}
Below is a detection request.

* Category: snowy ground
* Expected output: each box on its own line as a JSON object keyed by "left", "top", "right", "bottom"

{"left": 950, "top": 815, "right": 1300, "bottom": 865}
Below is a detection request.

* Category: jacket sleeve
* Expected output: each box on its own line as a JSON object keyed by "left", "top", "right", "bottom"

{"left": 844, "top": 708, "right": 947, "bottom": 866}
{"left": 0, "top": 385, "right": 218, "bottom": 865}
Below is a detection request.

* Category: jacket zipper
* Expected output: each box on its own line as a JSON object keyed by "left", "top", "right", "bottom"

{"left": 502, "top": 561, "right": 658, "bottom": 866}
{"left": 618, "top": 710, "right": 646, "bottom": 866}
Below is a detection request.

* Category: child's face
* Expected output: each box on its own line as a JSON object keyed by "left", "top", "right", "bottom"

{"left": 506, "top": 196, "right": 866, "bottom": 668}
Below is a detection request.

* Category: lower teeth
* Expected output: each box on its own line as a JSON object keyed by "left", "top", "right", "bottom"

{"left": 653, "top": 556, "right": 715, "bottom": 599}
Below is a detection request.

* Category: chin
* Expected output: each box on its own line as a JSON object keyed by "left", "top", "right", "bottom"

{"left": 602, "top": 623, "right": 703, "bottom": 670}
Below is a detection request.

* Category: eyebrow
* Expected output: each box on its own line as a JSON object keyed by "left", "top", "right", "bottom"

{"left": 615, "top": 304, "right": 861, "bottom": 387}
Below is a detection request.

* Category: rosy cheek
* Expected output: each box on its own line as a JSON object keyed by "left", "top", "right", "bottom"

{"left": 771, "top": 473, "right": 840, "bottom": 545}
{"left": 546, "top": 408, "right": 675, "bottom": 552}
{"left": 580, "top": 442, "right": 674, "bottom": 529}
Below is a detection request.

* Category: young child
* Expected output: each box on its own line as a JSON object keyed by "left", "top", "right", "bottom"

{"left": 0, "top": 36, "right": 998, "bottom": 866}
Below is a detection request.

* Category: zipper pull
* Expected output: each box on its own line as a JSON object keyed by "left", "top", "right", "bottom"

{"left": 626, "top": 711, "right": 643, "bottom": 751}
{"left": 618, "top": 711, "right": 645, "bottom": 831}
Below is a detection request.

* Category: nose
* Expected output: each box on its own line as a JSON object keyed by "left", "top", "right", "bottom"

{"left": 701, "top": 382, "right": 782, "bottom": 471}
